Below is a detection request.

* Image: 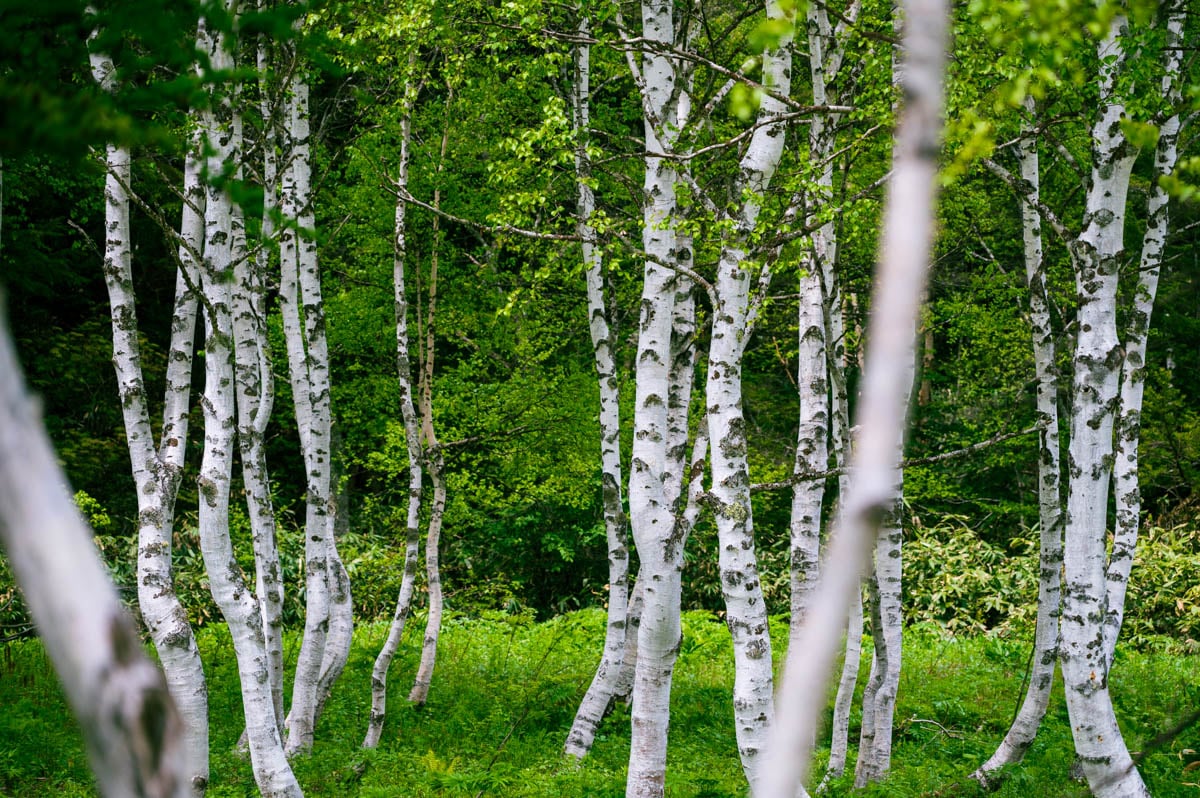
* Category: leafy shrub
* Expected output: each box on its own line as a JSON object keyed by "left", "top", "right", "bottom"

{"left": 1122, "top": 520, "right": 1200, "bottom": 648}
{"left": 903, "top": 514, "right": 1038, "bottom": 634}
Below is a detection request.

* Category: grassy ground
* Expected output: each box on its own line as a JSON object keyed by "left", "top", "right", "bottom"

{"left": 0, "top": 609, "right": 1197, "bottom": 796}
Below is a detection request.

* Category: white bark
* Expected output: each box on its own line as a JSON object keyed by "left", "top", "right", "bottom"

{"left": 566, "top": 10, "right": 634, "bottom": 759}
{"left": 0, "top": 301, "right": 189, "bottom": 798}
{"left": 972, "top": 97, "right": 1063, "bottom": 785}
{"left": 789, "top": 260, "right": 827, "bottom": 641}
{"left": 1057, "top": 14, "right": 1149, "bottom": 797}
{"left": 624, "top": 4, "right": 686, "bottom": 794}
{"left": 230, "top": 100, "right": 286, "bottom": 739}
{"left": 279, "top": 46, "right": 350, "bottom": 752}
{"left": 703, "top": 4, "right": 793, "bottom": 788}
{"left": 89, "top": 43, "right": 209, "bottom": 795}
{"left": 406, "top": 90, "right": 453, "bottom": 709}
{"left": 363, "top": 91, "right": 423, "bottom": 747}
{"left": 1103, "top": 0, "right": 1185, "bottom": 672}
{"left": 195, "top": 15, "right": 301, "bottom": 795}
{"left": 761, "top": 0, "right": 948, "bottom": 794}
{"left": 408, "top": 448, "right": 446, "bottom": 705}
{"left": 799, "top": 4, "right": 862, "bottom": 777}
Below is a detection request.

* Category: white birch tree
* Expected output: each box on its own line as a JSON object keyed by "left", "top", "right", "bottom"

{"left": 1103, "top": 0, "right": 1186, "bottom": 672}
{"left": 701, "top": 3, "right": 794, "bottom": 786}
{"left": 623, "top": 3, "right": 686, "bottom": 792}
{"left": 278, "top": 27, "right": 352, "bottom": 751}
{"left": 972, "top": 97, "right": 1063, "bottom": 785}
{"left": 762, "top": 0, "right": 949, "bottom": 793}
{"left": 363, "top": 71, "right": 424, "bottom": 749}
{"left": 565, "top": 8, "right": 636, "bottom": 759}
{"left": 0, "top": 298, "right": 190, "bottom": 798}
{"left": 193, "top": 12, "right": 302, "bottom": 795}
{"left": 88, "top": 40, "right": 209, "bottom": 794}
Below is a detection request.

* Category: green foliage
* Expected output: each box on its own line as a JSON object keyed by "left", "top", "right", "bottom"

{"left": 903, "top": 515, "right": 1039, "bottom": 635}
{"left": 1121, "top": 517, "right": 1200, "bottom": 649}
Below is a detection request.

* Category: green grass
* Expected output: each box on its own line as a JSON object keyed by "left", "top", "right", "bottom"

{"left": 0, "top": 610, "right": 1197, "bottom": 796}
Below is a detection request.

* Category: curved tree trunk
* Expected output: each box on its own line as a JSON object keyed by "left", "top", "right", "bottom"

{"left": 0, "top": 299, "right": 190, "bottom": 798}
{"left": 363, "top": 85, "right": 424, "bottom": 746}
{"left": 972, "top": 97, "right": 1063, "bottom": 785}
{"left": 89, "top": 44, "right": 209, "bottom": 796}
{"left": 565, "top": 9, "right": 634, "bottom": 759}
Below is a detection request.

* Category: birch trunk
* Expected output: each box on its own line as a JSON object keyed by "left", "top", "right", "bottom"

{"left": 89, "top": 44, "right": 209, "bottom": 795}
{"left": 790, "top": 262, "right": 827, "bottom": 638}
{"left": 853, "top": 8, "right": 919, "bottom": 779}
{"left": 565, "top": 9, "right": 634, "bottom": 758}
{"left": 408, "top": 448, "right": 446, "bottom": 705}
{"left": 1103, "top": 0, "right": 1185, "bottom": 671}
{"left": 363, "top": 89, "right": 423, "bottom": 747}
{"left": 972, "top": 98, "right": 1063, "bottom": 785}
{"left": 406, "top": 90, "right": 453, "bottom": 708}
{"left": 799, "top": 3, "right": 863, "bottom": 776}
{"left": 624, "top": 4, "right": 685, "bottom": 793}
{"left": 0, "top": 298, "right": 189, "bottom": 798}
{"left": 703, "top": 5, "right": 793, "bottom": 788}
{"left": 230, "top": 104, "right": 286, "bottom": 739}
{"left": 195, "top": 15, "right": 301, "bottom": 795}
{"left": 762, "top": 1, "right": 948, "bottom": 793}
{"left": 1058, "top": 14, "right": 1149, "bottom": 796}
{"left": 280, "top": 50, "right": 350, "bottom": 752}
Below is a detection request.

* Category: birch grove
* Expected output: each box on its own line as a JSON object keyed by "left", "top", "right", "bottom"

{"left": 193, "top": 12, "right": 302, "bottom": 795}
{"left": 6, "top": 1, "right": 1200, "bottom": 796}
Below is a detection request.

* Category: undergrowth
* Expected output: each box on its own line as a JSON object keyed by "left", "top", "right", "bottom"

{"left": 0, "top": 610, "right": 1197, "bottom": 796}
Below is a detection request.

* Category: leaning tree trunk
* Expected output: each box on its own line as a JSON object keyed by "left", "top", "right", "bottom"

{"left": 1103, "top": 0, "right": 1185, "bottom": 672}
{"left": 230, "top": 101, "right": 286, "bottom": 739}
{"left": 565, "top": 8, "right": 634, "bottom": 759}
{"left": 1057, "top": 14, "right": 1149, "bottom": 797}
{"left": 89, "top": 43, "right": 209, "bottom": 796}
{"left": 703, "top": 4, "right": 793, "bottom": 789}
{"left": 363, "top": 81, "right": 424, "bottom": 748}
{"left": 0, "top": 298, "right": 189, "bottom": 798}
{"left": 972, "top": 97, "right": 1063, "bottom": 785}
{"left": 279, "top": 47, "right": 350, "bottom": 753}
{"left": 623, "top": 5, "right": 688, "bottom": 794}
{"left": 195, "top": 15, "right": 301, "bottom": 795}
{"left": 761, "top": 0, "right": 949, "bottom": 794}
